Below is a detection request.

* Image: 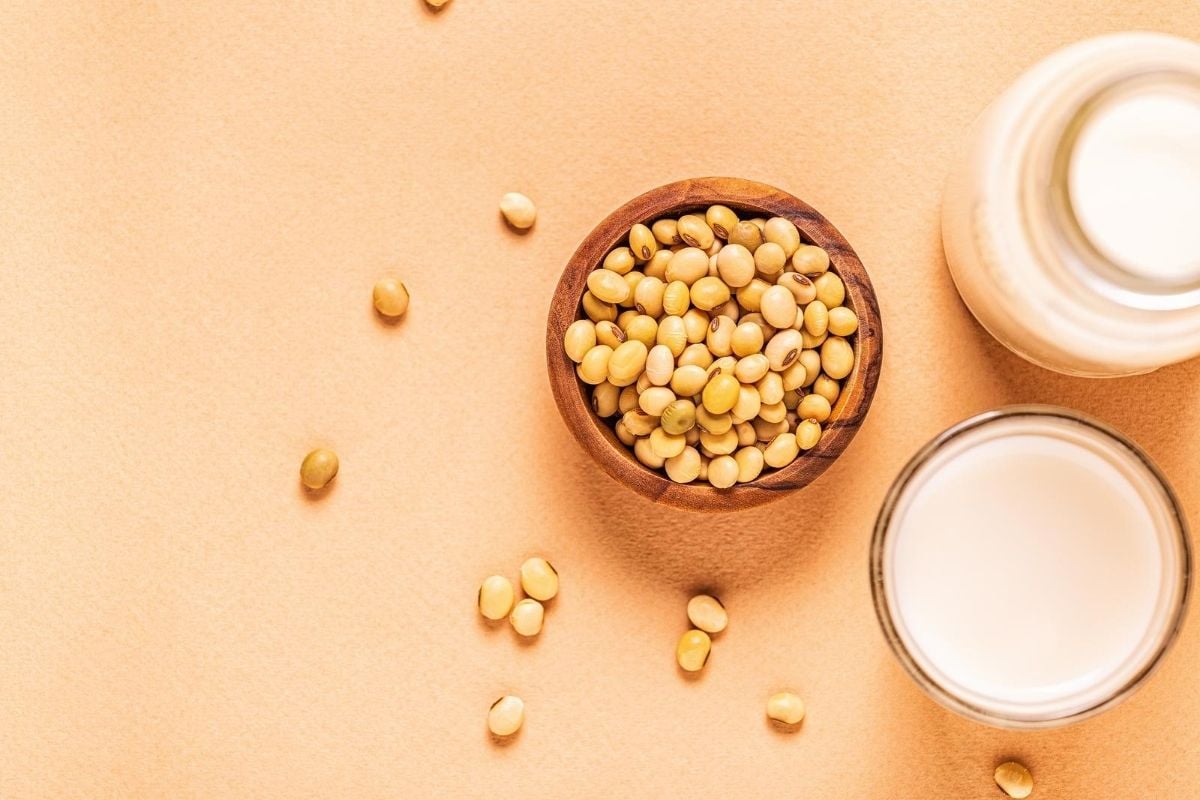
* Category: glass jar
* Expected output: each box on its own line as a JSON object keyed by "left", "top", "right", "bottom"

{"left": 871, "top": 406, "right": 1190, "bottom": 728}
{"left": 942, "top": 33, "right": 1200, "bottom": 376}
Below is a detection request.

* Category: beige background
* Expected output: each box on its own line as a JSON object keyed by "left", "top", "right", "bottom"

{"left": 2, "top": 1, "right": 1199, "bottom": 797}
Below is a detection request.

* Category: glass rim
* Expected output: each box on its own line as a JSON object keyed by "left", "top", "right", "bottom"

{"left": 870, "top": 405, "right": 1192, "bottom": 729}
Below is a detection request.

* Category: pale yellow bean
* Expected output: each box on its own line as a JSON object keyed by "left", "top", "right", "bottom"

{"left": 618, "top": 386, "right": 639, "bottom": 414}
{"left": 766, "top": 691, "right": 806, "bottom": 727}
{"left": 671, "top": 364, "right": 709, "bottom": 396}
{"left": 756, "top": 372, "right": 784, "bottom": 405}
{"left": 499, "top": 192, "right": 536, "bottom": 229}
{"left": 624, "top": 314, "right": 658, "bottom": 348}
{"left": 706, "top": 205, "right": 738, "bottom": 239}
{"left": 735, "top": 421, "right": 757, "bottom": 447}
{"left": 706, "top": 315, "right": 736, "bottom": 357}
{"left": 588, "top": 269, "right": 631, "bottom": 304}
{"left": 696, "top": 406, "right": 734, "bottom": 435}
{"left": 594, "top": 320, "right": 626, "bottom": 349}
{"left": 754, "top": 241, "right": 787, "bottom": 277}
{"left": 603, "top": 247, "right": 635, "bottom": 275}
{"left": 665, "top": 445, "right": 702, "bottom": 483}
{"left": 803, "top": 300, "right": 829, "bottom": 336}
{"left": 711, "top": 298, "right": 740, "bottom": 321}
{"left": 716, "top": 243, "right": 756, "bottom": 288}
{"left": 639, "top": 386, "right": 676, "bottom": 416}
{"left": 731, "top": 321, "right": 764, "bottom": 357}
{"left": 677, "top": 214, "right": 715, "bottom": 250}
{"left": 828, "top": 306, "right": 859, "bottom": 336}
{"left": 620, "top": 271, "right": 644, "bottom": 308}
{"left": 798, "top": 393, "right": 832, "bottom": 423}
{"left": 821, "top": 336, "right": 855, "bottom": 380}
{"left": 634, "top": 436, "right": 665, "bottom": 468}
{"left": 735, "top": 353, "right": 770, "bottom": 384}
{"left": 478, "top": 575, "right": 515, "bottom": 620}
{"left": 707, "top": 455, "right": 739, "bottom": 488}
{"left": 650, "top": 426, "right": 687, "bottom": 458}
{"left": 799, "top": 350, "right": 821, "bottom": 387}
{"left": 814, "top": 271, "right": 846, "bottom": 307}
{"left": 735, "top": 446, "right": 765, "bottom": 482}
{"left": 753, "top": 416, "right": 788, "bottom": 442}
{"left": 761, "top": 285, "right": 799, "bottom": 329}
{"left": 690, "top": 276, "right": 731, "bottom": 311}
{"left": 791, "top": 244, "right": 830, "bottom": 276}
{"left": 645, "top": 249, "right": 672, "bottom": 280}
{"left": 779, "top": 272, "right": 817, "bottom": 304}
{"left": 519, "top": 557, "right": 559, "bottom": 601}
{"left": 813, "top": 374, "right": 841, "bottom": 404}
{"left": 706, "top": 356, "right": 737, "bottom": 378}
{"left": 656, "top": 315, "right": 687, "bottom": 357}
{"left": 645, "top": 344, "right": 675, "bottom": 386}
{"left": 629, "top": 223, "right": 658, "bottom": 262}
{"left": 592, "top": 381, "right": 620, "bottom": 416}
{"left": 780, "top": 359, "right": 808, "bottom": 391}
{"left": 608, "top": 340, "right": 648, "bottom": 385}
{"left": 731, "top": 385, "right": 762, "bottom": 423}
{"left": 676, "top": 629, "right": 712, "bottom": 671}
{"left": 682, "top": 309, "right": 710, "bottom": 344}
{"left": 677, "top": 343, "right": 714, "bottom": 370}
{"left": 796, "top": 418, "right": 822, "bottom": 450}
{"left": 662, "top": 280, "right": 690, "bottom": 316}
{"left": 652, "top": 218, "right": 681, "bottom": 246}
{"left": 759, "top": 400, "right": 788, "bottom": 423}
{"left": 488, "top": 695, "right": 525, "bottom": 736}
{"left": 702, "top": 373, "right": 740, "bottom": 414}
{"left": 765, "top": 329, "right": 804, "bottom": 372}
{"left": 736, "top": 278, "right": 771, "bottom": 312}
{"left": 577, "top": 345, "right": 613, "bottom": 384}
{"left": 563, "top": 319, "right": 596, "bottom": 363}
{"left": 583, "top": 292, "right": 618, "bottom": 324}
{"left": 763, "top": 432, "right": 800, "bottom": 468}
{"left": 801, "top": 329, "right": 829, "bottom": 349}
{"left": 660, "top": 399, "right": 697, "bottom": 435}
{"left": 623, "top": 409, "right": 659, "bottom": 437}
{"left": 763, "top": 217, "right": 801, "bottom": 257}
{"left": 728, "top": 220, "right": 763, "bottom": 253}
{"left": 632, "top": 275, "right": 665, "bottom": 317}
{"left": 665, "top": 247, "right": 710, "bottom": 285}
{"left": 615, "top": 419, "right": 636, "bottom": 445}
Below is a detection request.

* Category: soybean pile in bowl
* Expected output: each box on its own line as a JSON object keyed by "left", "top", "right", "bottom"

{"left": 546, "top": 177, "right": 882, "bottom": 511}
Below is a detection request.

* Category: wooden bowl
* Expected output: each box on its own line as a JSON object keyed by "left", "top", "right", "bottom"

{"left": 546, "top": 177, "right": 883, "bottom": 511}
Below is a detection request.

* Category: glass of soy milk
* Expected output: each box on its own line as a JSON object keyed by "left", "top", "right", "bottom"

{"left": 871, "top": 407, "right": 1190, "bottom": 727}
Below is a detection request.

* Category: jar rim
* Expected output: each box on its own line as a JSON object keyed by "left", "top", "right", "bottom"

{"left": 1033, "top": 69, "right": 1200, "bottom": 311}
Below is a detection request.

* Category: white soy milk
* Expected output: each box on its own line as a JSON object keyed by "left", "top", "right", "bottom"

{"left": 1070, "top": 85, "right": 1200, "bottom": 283}
{"left": 882, "top": 413, "right": 1185, "bottom": 722}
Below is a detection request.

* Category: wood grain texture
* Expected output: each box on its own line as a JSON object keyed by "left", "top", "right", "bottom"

{"left": 546, "top": 177, "right": 883, "bottom": 511}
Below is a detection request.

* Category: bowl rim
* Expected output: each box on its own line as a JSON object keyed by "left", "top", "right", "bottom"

{"left": 545, "top": 176, "right": 883, "bottom": 511}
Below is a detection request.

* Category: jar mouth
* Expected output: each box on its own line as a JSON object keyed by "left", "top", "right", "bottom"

{"left": 1046, "top": 71, "right": 1200, "bottom": 310}
{"left": 870, "top": 406, "right": 1191, "bottom": 728}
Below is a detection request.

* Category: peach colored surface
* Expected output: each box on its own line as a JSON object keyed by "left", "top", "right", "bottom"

{"left": 2, "top": 2, "right": 1198, "bottom": 797}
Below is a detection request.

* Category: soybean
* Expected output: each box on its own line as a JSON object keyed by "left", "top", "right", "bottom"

{"left": 300, "top": 449, "right": 339, "bottom": 490}
{"left": 676, "top": 629, "right": 712, "bottom": 671}
{"left": 509, "top": 598, "right": 545, "bottom": 636}
{"left": 488, "top": 695, "right": 525, "bottom": 737}
{"left": 687, "top": 594, "right": 728, "bottom": 633}
{"left": 478, "top": 575, "right": 515, "bottom": 620}
{"left": 499, "top": 192, "right": 536, "bottom": 229}
{"left": 518, "top": 558, "right": 559, "bottom": 602}
{"left": 372, "top": 278, "right": 410, "bottom": 318}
